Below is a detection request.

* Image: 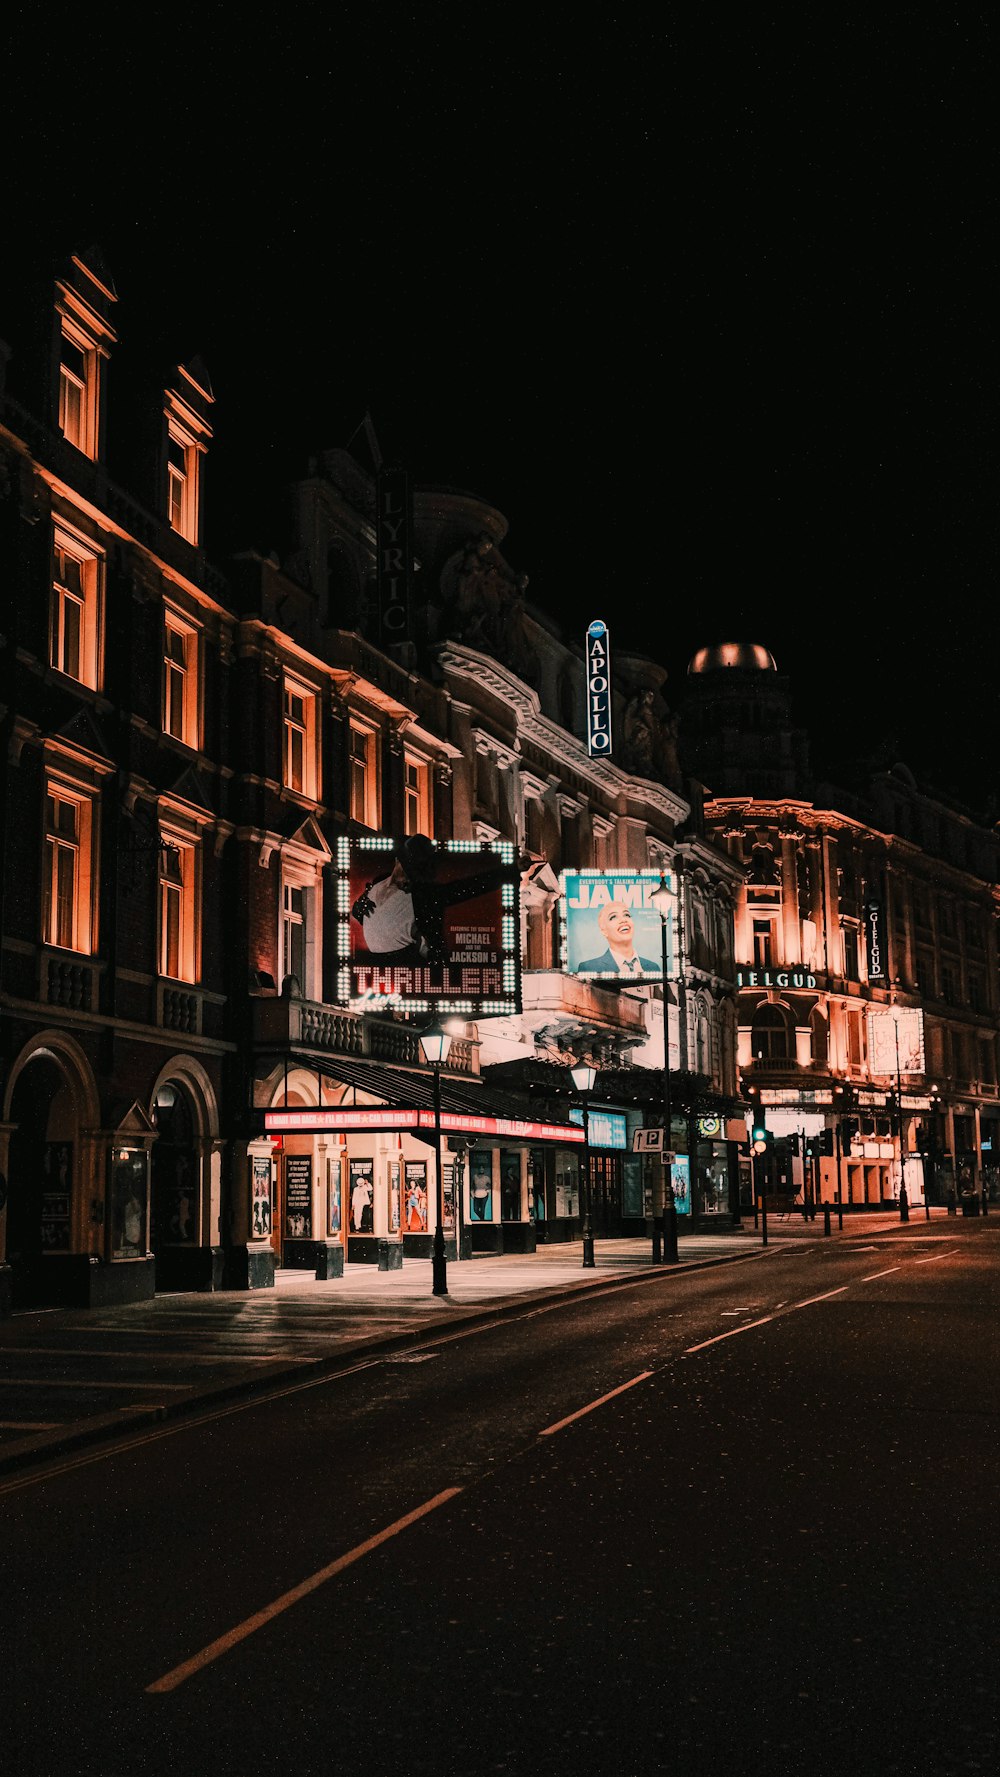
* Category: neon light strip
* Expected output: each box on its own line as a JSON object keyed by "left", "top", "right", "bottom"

{"left": 264, "top": 1108, "right": 585, "bottom": 1142}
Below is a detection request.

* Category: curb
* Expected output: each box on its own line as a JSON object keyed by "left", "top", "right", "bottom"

{"left": 0, "top": 1245, "right": 775, "bottom": 1480}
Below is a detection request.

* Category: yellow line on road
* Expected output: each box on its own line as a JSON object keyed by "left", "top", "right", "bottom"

{"left": 147, "top": 1487, "right": 463, "bottom": 1694}
{"left": 684, "top": 1316, "right": 774, "bottom": 1353}
{"left": 538, "top": 1372, "right": 654, "bottom": 1436}
{"left": 861, "top": 1267, "right": 900, "bottom": 1281}
{"left": 784, "top": 1286, "right": 849, "bottom": 1309}
{"left": 913, "top": 1250, "right": 959, "bottom": 1264}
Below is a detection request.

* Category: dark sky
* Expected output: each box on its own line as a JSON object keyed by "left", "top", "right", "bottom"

{"left": 5, "top": 15, "right": 997, "bottom": 812}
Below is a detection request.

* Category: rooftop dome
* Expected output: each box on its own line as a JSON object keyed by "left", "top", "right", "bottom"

{"left": 688, "top": 642, "right": 777, "bottom": 674}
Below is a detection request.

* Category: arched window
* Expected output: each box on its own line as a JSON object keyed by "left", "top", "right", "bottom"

{"left": 751, "top": 1004, "right": 792, "bottom": 1061}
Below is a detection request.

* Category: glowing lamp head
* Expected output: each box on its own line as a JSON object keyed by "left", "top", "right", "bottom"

{"left": 570, "top": 1062, "right": 597, "bottom": 1094}
{"left": 419, "top": 1021, "right": 453, "bottom": 1067}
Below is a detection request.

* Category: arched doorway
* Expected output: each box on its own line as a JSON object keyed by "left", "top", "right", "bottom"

{"left": 7, "top": 1053, "right": 78, "bottom": 1310}
{"left": 151, "top": 1080, "right": 199, "bottom": 1289}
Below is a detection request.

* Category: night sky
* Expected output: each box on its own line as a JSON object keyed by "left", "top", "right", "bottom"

{"left": 5, "top": 17, "right": 996, "bottom": 812}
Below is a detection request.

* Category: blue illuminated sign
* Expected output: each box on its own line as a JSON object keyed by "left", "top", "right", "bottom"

{"left": 570, "top": 1107, "right": 627, "bottom": 1150}
{"left": 586, "top": 618, "right": 612, "bottom": 756}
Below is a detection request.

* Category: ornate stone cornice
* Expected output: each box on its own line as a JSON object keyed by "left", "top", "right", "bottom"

{"left": 438, "top": 643, "right": 689, "bottom": 826}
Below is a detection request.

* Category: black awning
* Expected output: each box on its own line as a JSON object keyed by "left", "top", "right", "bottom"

{"left": 275, "top": 1052, "right": 582, "bottom": 1139}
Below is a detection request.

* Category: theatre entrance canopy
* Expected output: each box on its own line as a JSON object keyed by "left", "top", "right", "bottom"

{"left": 261, "top": 1055, "right": 585, "bottom": 1147}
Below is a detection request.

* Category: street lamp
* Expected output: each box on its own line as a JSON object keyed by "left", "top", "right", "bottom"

{"left": 892, "top": 1007, "right": 909, "bottom": 1224}
{"left": 419, "top": 1018, "right": 453, "bottom": 1296}
{"left": 650, "top": 875, "right": 678, "bottom": 1264}
{"left": 570, "top": 1061, "right": 597, "bottom": 1268}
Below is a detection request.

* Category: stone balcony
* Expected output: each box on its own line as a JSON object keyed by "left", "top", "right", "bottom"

{"left": 251, "top": 993, "right": 479, "bottom": 1076}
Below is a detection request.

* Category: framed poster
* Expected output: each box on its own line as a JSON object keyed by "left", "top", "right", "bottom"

{"left": 111, "top": 1150, "right": 149, "bottom": 1259}
{"left": 252, "top": 1155, "right": 272, "bottom": 1239}
{"left": 469, "top": 1150, "right": 493, "bottom": 1222}
{"left": 560, "top": 869, "right": 675, "bottom": 982}
{"left": 41, "top": 1141, "right": 72, "bottom": 1251}
{"left": 285, "top": 1155, "right": 313, "bottom": 1238}
{"left": 500, "top": 1150, "right": 521, "bottom": 1221}
{"left": 442, "top": 1161, "right": 455, "bottom": 1232}
{"left": 404, "top": 1161, "right": 428, "bottom": 1232}
{"left": 349, "top": 1157, "right": 375, "bottom": 1234}
{"left": 389, "top": 1160, "right": 401, "bottom": 1234}
{"left": 327, "top": 1156, "right": 342, "bottom": 1238}
{"left": 338, "top": 834, "right": 520, "bottom": 1014}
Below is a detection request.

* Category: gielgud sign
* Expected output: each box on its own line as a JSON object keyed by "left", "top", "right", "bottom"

{"left": 338, "top": 834, "right": 520, "bottom": 1014}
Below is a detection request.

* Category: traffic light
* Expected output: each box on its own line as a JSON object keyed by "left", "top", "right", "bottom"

{"left": 751, "top": 1116, "right": 769, "bottom": 1155}
{"left": 842, "top": 1117, "right": 858, "bottom": 1150}
{"left": 788, "top": 1132, "right": 800, "bottom": 1155}
{"left": 820, "top": 1128, "right": 834, "bottom": 1158}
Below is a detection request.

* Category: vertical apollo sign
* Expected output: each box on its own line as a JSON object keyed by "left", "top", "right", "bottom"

{"left": 586, "top": 618, "right": 612, "bottom": 756}
{"left": 376, "top": 465, "right": 413, "bottom": 648}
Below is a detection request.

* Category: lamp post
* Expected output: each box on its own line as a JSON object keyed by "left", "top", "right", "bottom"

{"left": 419, "top": 1019, "right": 453, "bottom": 1296}
{"left": 650, "top": 875, "right": 678, "bottom": 1264}
{"left": 570, "top": 1061, "right": 596, "bottom": 1268}
{"left": 893, "top": 1010, "right": 909, "bottom": 1223}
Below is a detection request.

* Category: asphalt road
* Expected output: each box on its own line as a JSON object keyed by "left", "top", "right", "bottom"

{"left": 2, "top": 1223, "right": 996, "bottom": 1777}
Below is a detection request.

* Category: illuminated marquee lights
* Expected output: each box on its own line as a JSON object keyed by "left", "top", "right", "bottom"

{"left": 337, "top": 834, "right": 520, "bottom": 1015}
{"left": 265, "top": 1107, "right": 585, "bottom": 1142}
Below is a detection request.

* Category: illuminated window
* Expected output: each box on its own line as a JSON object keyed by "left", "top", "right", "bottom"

{"left": 159, "top": 834, "right": 199, "bottom": 982}
{"left": 166, "top": 421, "right": 203, "bottom": 542}
{"left": 163, "top": 609, "right": 200, "bottom": 747}
{"left": 43, "top": 783, "right": 95, "bottom": 953}
{"left": 403, "top": 753, "right": 431, "bottom": 837}
{"left": 58, "top": 333, "right": 89, "bottom": 451}
{"left": 51, "top": 529, "right": 102, "bottom": 689}
{"left": 752, "top": 918, "right": 774, "bottom": 969}
{"left": 349, "top": 721, "right": 378, "bottom": 827}
{"left": 279, "top": 870, "right": 321, "bottom": 998}
{"left": 751, "top": 1005, "right": 791, "bottom": 1061}
{"left": 283, "top": 679, "right": 318, "bottom": 798}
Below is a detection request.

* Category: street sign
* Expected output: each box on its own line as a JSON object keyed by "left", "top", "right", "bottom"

{"left": 632, "top": 1130, "right": 675, "bottom": 1160}
{"left": 632, "top": 1128, "right": 664, "bottom": 1152}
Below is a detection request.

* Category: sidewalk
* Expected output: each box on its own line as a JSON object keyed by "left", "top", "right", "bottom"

{"left": 0, "top": 1209, "right": 950, "bottom": 1477}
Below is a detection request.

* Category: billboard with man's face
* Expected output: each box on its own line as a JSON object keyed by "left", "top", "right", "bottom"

{"left": 337, "top": 835, "right": 520, "bottom": 1013}
{"left": 560, "top": 869, "right": 676, "bottom": 982}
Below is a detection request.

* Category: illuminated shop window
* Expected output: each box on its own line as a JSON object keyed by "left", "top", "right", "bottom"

{"left": 159, "top": 834, "right": 199, "bottom": 982}
{"left": 403, "top": 753, "right": 431, "bottom": 837}
{"left": 349, "top": 721, "right": 378, "bottom": 827}
{"left": 51, "top": 530, "right": 102, "bottom": 689}
{"left": 283, "top": 678, "right": 318, "bottom": 798}
{"left": 163, "top": 609, "right": 200, "bottom": 747}
{"left": 43, "top": 783, "right": 95, "bottom": 953}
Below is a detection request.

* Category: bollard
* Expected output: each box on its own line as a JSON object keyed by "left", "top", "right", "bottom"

{"left": 823, "top": 1204, "right": 831, "bottom": 1236}
{"left": 899, "top": 1184, "right": 910, "bottom": 1224}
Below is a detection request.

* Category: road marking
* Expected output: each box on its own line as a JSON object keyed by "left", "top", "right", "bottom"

{"left": 784, "top": 1287, "right": 849, "bottom": 1310}
{"left": 685, "top": 1316, "right": 774, "bottom": 1352}
{"left": 913, "top": 1250, "right": 959, "bottom": 1264}
{"left": 860, "top": 1267, "right": 900, "bottom": 1281}
{"left": 0, "top": 1421, "right": 61, "bottom": 1432}
{"left": 538, "top": 1372, "right": 654, "bottom": 1436}
{"left": 146, "top": 1487, "right": 463, "bottom": 1694}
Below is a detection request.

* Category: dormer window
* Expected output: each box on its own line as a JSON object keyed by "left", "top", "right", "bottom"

{"left": 58, "top": 333, "right": 89, "bottom": 450}
{"left": 53, "top": 252, "right": 116, "bottom": 461}
{"left": 163, "top": 360, "right": 214, "bottom": 547}
{"left": 167, "top": 424, "right": 198, "bottom": 541}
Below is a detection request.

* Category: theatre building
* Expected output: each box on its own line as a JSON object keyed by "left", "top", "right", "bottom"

{"left": 678, "top": 644, "right": 1000, "bottom": 1208}
{"left": 0, "top": 249, "right": 743, "bottom": 1314}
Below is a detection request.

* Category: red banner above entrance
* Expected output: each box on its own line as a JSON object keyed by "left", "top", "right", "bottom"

{"left": 264, "top": 1107, "right": 585, "bottom": 1144}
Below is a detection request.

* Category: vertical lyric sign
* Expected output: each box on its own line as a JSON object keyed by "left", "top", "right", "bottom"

{"left": 864, "top": 897, "right": 887, "bottom": 984}
{"left": 586, "top": 618, "right": 612, "bottom": 756}
{"left": 376, "top": 465, "right": 413, "bottom": 648}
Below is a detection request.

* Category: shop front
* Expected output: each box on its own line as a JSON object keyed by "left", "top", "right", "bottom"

{"left": 259, "top": 1058, "right": 586, "bottom": 1277}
